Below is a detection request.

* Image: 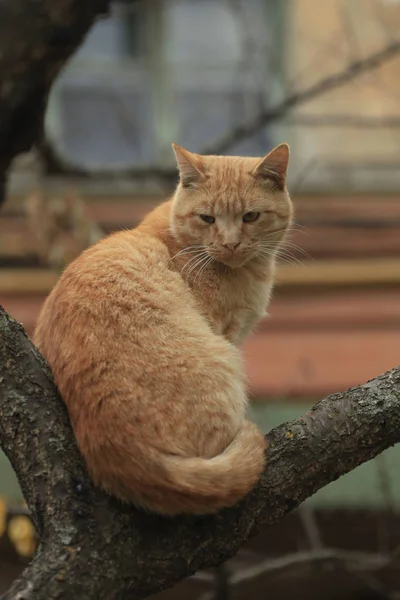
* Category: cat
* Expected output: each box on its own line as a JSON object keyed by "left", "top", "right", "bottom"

{"left": 25, "top": 190, "right": 103, "bottom": 270}
{"left": 34, "top": 143, "right": 293, "bottom": 515}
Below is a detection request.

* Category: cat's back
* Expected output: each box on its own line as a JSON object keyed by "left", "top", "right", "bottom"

{"left": 34, "top": 225, "right": 199, "bottom": 366}
{"left": 34, "top": 214, "right": 243, "bottom": 444}
{"left": 36, "top": 227, "right": 165, "bottom": 315}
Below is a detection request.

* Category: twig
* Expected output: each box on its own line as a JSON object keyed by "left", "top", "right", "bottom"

{"left": 376, "top": 453, "right": 396, "bottom": 555}
{"left": 215, "top": 565, "right": 230, "bottom": 600}
{"left": 230, "top": 549, "right": 392, "bottom": 585}
{"left": 298, "top": 504, "right": 324, "bottom": 552}
{"left": 202, "top": 39, "right": 400, "bottom": 155}
{"left": 288, "top": 115, "right": 400, "bottom": 128}
{"left": 37, "top": 40, "right": 400, "bottom": 182}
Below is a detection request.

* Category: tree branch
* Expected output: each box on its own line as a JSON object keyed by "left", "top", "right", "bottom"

{"left": 202, "top": 39, "right": 400, "bottom": 155}
{"left": 289, "top": 115, "right": 400, "bottom": 128}
{"left": 43, "top": 36, "right": 400, "bottom": 184}
{"left": 0, "top": 306, "right": 399, "bottom": 599}
{"left": 0, "top": 0, "right": 110, "bottom": 205}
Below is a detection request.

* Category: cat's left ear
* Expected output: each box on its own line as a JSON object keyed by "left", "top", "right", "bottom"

{"left": 172, "top": 143, "right": 206, "bottom": 187}
{"left": 252, "top": 143, "right": 290, "bottom": 190}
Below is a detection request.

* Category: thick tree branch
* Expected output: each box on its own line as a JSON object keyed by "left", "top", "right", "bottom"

{"left": 0, "top": 0, "right": 110, "bottom": 205}
{"left": 0, "top": 306, "right": 399, "bottom": 599}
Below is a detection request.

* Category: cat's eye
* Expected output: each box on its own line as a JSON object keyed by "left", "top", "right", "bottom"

{"left": 200, "top": 215, "right": 215, "bottom": 224}
{"left": 243, "top": 211, "right": 260, "bottom": 223}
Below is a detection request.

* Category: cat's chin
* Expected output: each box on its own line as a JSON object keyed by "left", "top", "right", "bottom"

{"left": 217, "top": 251, "right": 273, "bottom": 269}
{"left": 217, "top": 255, "right": 252, "bottom": 269}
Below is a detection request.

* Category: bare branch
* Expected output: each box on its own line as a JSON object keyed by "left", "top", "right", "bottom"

{"left": 36, "top": 35, "right": 400, "bottom": 184}
{"left": 202, "top": 39, "right": 400, "bottom": 155}
{"left": 230, "top": 549, "right": 392, "bottom": 585}
{"left": 298, "top": 504, "right": 324, "bottom": 552}
{"left": 289, "top": 115, "right": 400, "bottom": 128}
{"left": 0, "top": 0, "right": 111, "bottom": 205}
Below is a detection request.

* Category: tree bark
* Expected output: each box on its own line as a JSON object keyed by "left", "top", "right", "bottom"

{"left": 0, "top": 0, "right": 110, "bottom": 205}
{"left": 0, "top": 306, "right": 399, "bottom": 599}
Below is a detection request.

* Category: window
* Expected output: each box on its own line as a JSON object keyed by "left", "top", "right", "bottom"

{"left": 45, "top": 0, "right": 285, "bottom": 173}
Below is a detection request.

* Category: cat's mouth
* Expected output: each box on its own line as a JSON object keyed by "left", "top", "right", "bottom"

{"left": 211, "top": 249, "right": 252, "bottom": 269}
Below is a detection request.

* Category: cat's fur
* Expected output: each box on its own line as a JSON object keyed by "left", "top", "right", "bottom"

{"left": 34, "top": 143, "right": 293, "bottom": 515}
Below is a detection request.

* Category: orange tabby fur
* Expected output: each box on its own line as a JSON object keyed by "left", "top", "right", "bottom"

{"left": 34, "top": 143, "right": 293, "bottom": 515}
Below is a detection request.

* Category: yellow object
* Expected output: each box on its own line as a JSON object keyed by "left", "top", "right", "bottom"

{"left": 0, "top": 497, "right": 6, "bottom": 537}
{"left": 8, "top": 515, "right": 37, "bottom": 557}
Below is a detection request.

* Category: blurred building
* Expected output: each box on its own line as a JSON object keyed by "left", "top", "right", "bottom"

{"left": 41, "top": 0, "right": 400, "bottom": 191}
{"left": 289, "top": 0, "right": 400, "bottom": 192}
{"left": 44, "top": 0, "right": 281, "bottom": 172}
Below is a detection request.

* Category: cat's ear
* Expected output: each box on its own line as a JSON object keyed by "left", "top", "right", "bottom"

{"left": 172, "top": 143, "right": 206, "bottom": 187}
{"left": 252, "top": 143, "right": 290, "bottom": 190}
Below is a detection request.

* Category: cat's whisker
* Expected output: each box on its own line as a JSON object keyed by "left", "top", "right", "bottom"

{"left": 193, "top": 255, "right": 215, "bottom": 285}
{"left": 279, "top": 241, "right": 311, "bottom": 260}
{"left": 272, "top": 244, "right": 303, "bottom": 261}
{"left": 278, "top": 255, "right": 303, "bottom": 267}
{"left": 257, "top": 242, "right": 281, "bottom": 251}
{"left": 257, "top": 243, "right": 304, "bottom": 267}
{"left": 276, "top": 249, "right": 304, "bottom": 267}
{"left": 258, "top": 248, "right": 301, "bottom": 268}
{"left": 175, "top": 247, "right": 208, "bottom": 269}
{"left": 283, "top": 225, "right": 310, "bottom": 241}
{"left": 291, "top": 222, "right": 308, "bottom": 232}
{"left": 259, "top": 224, "right": 308, "bottom": 239}
{"left": 260, "top": 228, "right": 289, "bottom": 240}
{"left": 257, "top": 250, "right": 276, "bottom": 262}
{"left": 181, "top": 253, "right": 207, "bottom": 276}
{"left": 184, "top": 252, "right": 210, "bottom": 280}
{"left": 168, "top": 245, "right": 207, "bottom": 265}
{"left": 173, "top": 244, "right": 207, "bottom": 254}
{"left": 186, "top": 257, "right": 209, "bottom": 282}
{"left": 258, "top": 237, "right": 310, "bottom": 262}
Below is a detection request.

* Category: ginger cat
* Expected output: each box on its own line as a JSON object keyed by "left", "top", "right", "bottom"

{"left": 34, "top": 143, "right": 293, "bottom": 515}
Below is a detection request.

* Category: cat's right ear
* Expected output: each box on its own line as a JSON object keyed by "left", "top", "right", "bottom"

{"left": 172, "top": 143, "right": 206, "bottom": 187}
{"left": 252, "top": 143, "right": 290, "bottom": 190}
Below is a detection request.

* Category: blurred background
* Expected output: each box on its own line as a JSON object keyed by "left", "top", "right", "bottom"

{"left": 1, "top": 0, "right": 400, "bottom": 598}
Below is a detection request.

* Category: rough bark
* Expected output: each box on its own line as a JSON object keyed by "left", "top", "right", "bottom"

{"left": 0, "top": 306, "right": 399, "bottom": 599}
{"left": 0, "top": 0, "right": 110, "bottom": 205}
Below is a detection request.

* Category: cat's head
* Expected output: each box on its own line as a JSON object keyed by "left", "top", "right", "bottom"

{"left": 170, "top": 143, "right": 292, "bottom": 269}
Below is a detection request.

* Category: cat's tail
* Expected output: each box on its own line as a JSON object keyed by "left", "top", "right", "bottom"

{"left": 141, "top": 419, "right": 266, "bottom": 515}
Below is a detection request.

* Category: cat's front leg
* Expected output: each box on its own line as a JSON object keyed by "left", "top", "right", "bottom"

{"left": 222, "top": 309, "right": 267, "bottom": 346}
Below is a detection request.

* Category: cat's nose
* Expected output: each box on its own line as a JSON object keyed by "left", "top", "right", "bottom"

{"left": 223, "top": 242, "right": 241, "bottom": 252}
